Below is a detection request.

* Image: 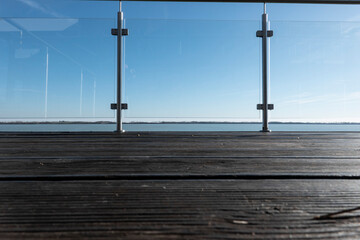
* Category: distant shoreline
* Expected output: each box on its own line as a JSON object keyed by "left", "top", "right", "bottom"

{"left": 1, "top": 121, "right": 360, "bottom": 125}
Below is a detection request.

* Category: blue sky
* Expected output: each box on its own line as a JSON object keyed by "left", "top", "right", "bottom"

{"left": 1, "top": 0, "right": 360, "bottom": 122}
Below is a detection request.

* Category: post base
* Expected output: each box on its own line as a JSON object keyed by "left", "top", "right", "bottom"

{"left": 260, "top": 128, "right": 271, "bottom": 133}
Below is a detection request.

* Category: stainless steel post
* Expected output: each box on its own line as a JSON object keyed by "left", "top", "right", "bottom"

{"left": 111, "top": 1, "right": 128, "bottom": 132}
{"left": 256, "top": 3, "right": 273, "bottom": 132}
{"left": 261, "top": 10, "right": 269, "bottom": 132}
{"left": 116, "top": 3, "right": 123, "bottom": 133}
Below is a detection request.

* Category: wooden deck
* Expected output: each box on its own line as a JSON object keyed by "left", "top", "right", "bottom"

{"left": 1, "top": 131, "right": 360, "bottom": 239}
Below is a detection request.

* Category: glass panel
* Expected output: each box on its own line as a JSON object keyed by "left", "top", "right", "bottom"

{"left": 271, "top": 21, "right": 360, "bottom": 123}
{"left": 0, "top": 18, "right": 116, "bottom": 121}
{"left": 123, "top": 19, "right": 261, "bottom": 123}
{"left": 0, "top": 0, "right": 119, "bottom": 19}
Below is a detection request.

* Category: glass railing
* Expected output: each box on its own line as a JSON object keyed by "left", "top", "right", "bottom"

{"left": 0, "top": 18, "right": 116, "bottom": 121}
{"left": 123, "top": 19, "right": 261, "bottom": 123}
{"left": 3, "top": 4, "right": 360, "bottom": 131}
{"left": 270, "top": 20, "right": 360, "bottom": 123}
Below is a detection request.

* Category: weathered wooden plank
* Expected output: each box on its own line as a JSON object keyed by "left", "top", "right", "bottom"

{"left": 0, "top": 180, "right": 360, "bottom": 239}
{"left": 0, "top": 132, "right": 360, "bottom": 177}
{"left": 1, "top": 156, "right": 360, "bottom": 177}
{"left": 0, "top": 132, "right": 360, "bottom": 239}
{"left": 0, "top": 132, "right": 360, "bottom": 158}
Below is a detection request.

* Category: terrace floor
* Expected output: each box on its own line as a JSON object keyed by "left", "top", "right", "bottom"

{"left": 1, "top": 131, "right": 360, "bottom": 239}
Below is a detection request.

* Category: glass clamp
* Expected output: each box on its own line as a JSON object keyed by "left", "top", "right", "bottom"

{"left": 111, "top": 28, "right": 129, "bottom": 36}
{"left": 111, "top": 103, "right": 117, "bottom": 110}
{"left": 256, "top": 30, "right": 273, "bottom": 38}
{"left": 121, "top": 29, "right": 129, "bottom": 36}
{"left": 257, "top": 104, "right": 274, "bottom": 110}
{"left": 111, "top": 103, "right": 128, "bottom": 110}
{"left": 121, "top": 103, "right": 128, "bottom": 110}
{"left": 111, "top": 28, "right": 118, "bottom": 36}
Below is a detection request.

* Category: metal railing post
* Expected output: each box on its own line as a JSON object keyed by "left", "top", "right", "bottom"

{"left": 111, "top": 1, "right": 128, "bottom": 133}
{"left": 256, "top": 3, "right": 274, "bottom": 132}
{"left": 117, "top": 9, "right": 123, "bottom": 133}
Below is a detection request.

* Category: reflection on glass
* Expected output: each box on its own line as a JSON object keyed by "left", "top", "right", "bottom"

{"left": 123, "top": 19, "right": 261, "bottom": 123}
{"left": 0, "top": 18, "right": 116, "bottom": 120}
{"left": 271, "top": 21, "right": 360, "bottom": 123}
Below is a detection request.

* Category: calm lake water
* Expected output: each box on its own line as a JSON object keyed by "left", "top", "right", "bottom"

{"left": 1, "top": 123, "right": 360, "bottom": 132}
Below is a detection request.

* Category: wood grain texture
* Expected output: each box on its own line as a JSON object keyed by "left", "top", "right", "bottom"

{"left": 0, "top": 132, "right": 360, "bottom": 177}
{"left": 1, "top": 180, "right": 360, "bottom": 239}
{"left": 1, "top": 132, "right": 360, "bottom": 239}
